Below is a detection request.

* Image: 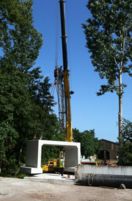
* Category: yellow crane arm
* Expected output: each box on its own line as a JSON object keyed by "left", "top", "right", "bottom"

{"left": 63, "top": 70, "right": 73, "bottom": 142}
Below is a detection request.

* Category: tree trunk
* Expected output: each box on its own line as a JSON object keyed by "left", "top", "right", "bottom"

{"left": 118, "top": 27, "right": 125, "bottom": 146}
{"left": 118, "top": 69, "right": 123, "bottom": 145}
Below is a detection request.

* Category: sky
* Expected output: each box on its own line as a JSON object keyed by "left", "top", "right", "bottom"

{"left": 32, "top": 0, "right": 132, "bottom": 142}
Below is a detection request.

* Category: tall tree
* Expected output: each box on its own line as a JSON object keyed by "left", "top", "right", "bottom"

{"left": 83, "top": 0, "right": 132, "bottom": 144}
{"left": 0, "top": 0, "right": 61, "bottom": 175}
{"left": 0, "top": 0, "right": 42, "bottom": 174}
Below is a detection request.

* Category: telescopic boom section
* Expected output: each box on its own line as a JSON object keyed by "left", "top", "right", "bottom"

{"left": 59, "top": 0, "right": 73, "bottom": 142}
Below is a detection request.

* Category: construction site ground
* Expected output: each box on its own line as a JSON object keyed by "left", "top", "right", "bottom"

{"left": 0, "top": 176, "right": 132, "bottom": 201}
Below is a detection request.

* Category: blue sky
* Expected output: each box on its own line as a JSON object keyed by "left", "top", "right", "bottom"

{"left": 33, "top": 0, "right": 132, "bottom": 142}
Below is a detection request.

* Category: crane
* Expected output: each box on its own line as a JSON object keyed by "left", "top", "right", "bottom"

{"left": 54, "top": 0, "right": 73, "bottom": 142}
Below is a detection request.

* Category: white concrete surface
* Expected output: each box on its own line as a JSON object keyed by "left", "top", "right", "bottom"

{"left": 24, "top": 173, "right": 75, "bottom": 185}
{"left": 76, "top": 165, "right": 132, "bottom": 180}
{"left": 21, "top": 167, "right": 43, "bottom": 174}
{"left": 21, "top": 140, "right": 81, "bottom": 174}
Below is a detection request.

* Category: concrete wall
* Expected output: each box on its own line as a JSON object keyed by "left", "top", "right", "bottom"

{"left": 76, "top": 165, "right": 132, "bottom": 180}
{"left": 98, "top": 140, "right": 119, "bottom": 160}
{"left": 26, "top": 140, "right": 39, "bottom": 167}
{"left": 64, "top": 146, "right": 79, "bottom": 168}
{"left": 22, "top": 140, "right": 81, "bottom": 174}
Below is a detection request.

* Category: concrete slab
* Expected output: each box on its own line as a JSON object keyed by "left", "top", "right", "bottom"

{"left": 24, "top": 173, "right": 75, "bottom": 185}
{"left": 21, "top": 167, "right": 42, "bottom": 174}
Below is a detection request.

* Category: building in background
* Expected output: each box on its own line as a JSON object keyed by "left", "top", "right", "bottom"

{"left": 98, "top": 139, "right": 119, "bottom": 163}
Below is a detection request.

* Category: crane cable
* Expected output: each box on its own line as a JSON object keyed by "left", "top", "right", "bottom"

{"left": 54, "top": 2, "right": 62, "bottom": 120}
{"left": 50, "top": 3, "right": 59, "bottom": 102}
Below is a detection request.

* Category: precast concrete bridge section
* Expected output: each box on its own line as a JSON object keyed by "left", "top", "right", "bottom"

{"left": 21, "top": 140, "right": 81, "bottom": 174}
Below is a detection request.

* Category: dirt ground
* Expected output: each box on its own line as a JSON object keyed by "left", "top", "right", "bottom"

{"left": 0, "top": 177, "right": 132, "bottom": 201}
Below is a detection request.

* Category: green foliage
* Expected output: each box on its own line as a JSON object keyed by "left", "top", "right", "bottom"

{"left": 83, "top": 0, "right": 132, "bottom": 143}
{"left": 118, "top": 119, "right": 132, "bottom": 166}
{"left": 0, "top": 122, "right": 18, "bottom": 175}
{"left": 42, "top": 146, "right": 62, "bottom": 165}
{"left": 0, "top": 0, "right": 42, "bottom": 70}
{"left": 73, "top": 129, "right": 99, "bottom": 158}
{"left": 119, "top": 143, "right": 132, "bottom": 166}
{"left": 83, "top": 0, "right": 132, "bottom": 94}
{"left": 122, "top": 119, "right": 132, "bottom": 142}
{"left": 0, "top": 0, "right": 62, "bottom": 175}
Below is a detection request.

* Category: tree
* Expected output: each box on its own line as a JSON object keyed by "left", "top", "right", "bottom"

{"left": 73, "top": 129, "right": 99, "bottom": 158}
{"left": 0, "top": 0, "right": 42, "bottom": 70}
{"left": 0, "top": 122, "right": 18, "bottom": 175}
{"left": 118, "top": 119, "right": 132, "bottom": 166}
{"left": 0, "top": 0, "right": 43, "bottom": 174}
{"left": 0, "top": 0, "right": 62, "bottom": 175}
{"left": 122, "top": 119, "right": 132, "bottom": 142}
{"left": 83, "top": 0, "right": 132, "bottom": 144}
